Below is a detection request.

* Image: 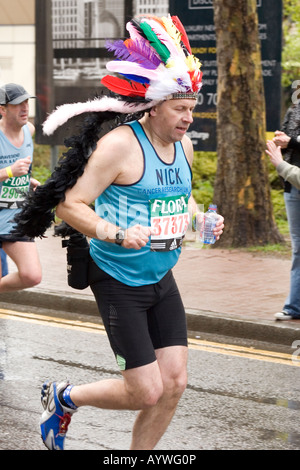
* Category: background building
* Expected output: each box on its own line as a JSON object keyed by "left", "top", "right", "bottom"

{"left": 0, "top": 0, "right": 35, "bottom": 117}
{"left": 0, "top": 0, "right": 168, "bottom": 119}
{"left": 135, "top": 0, "right": 168, "bottom": 15}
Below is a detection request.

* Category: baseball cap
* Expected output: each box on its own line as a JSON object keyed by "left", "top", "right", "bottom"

{"left": 0, "top": 83, "right": 36, "bottom": 105}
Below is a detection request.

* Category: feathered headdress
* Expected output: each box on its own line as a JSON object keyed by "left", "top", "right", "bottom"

{"left": 13, "top": 15, "right": 202, "bottom": 239}
{"left": 43, "top": 15, "right": 202, "bottom": 136}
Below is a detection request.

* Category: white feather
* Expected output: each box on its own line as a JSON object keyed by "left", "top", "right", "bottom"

{"left": 106, "top": 61, "right": 159, "bottom": 81}
{"left": 146, "top": 57, "right": 191, "bottom": 101}
{"left": 42, "top": 96, "right": 155, "bottom": 135}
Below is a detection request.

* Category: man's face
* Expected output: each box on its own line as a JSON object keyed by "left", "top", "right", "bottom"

{"left": 150, "top": 99, "right": 196, "bottom": 143}
{"left": 1, "top": 100, "right": 29, "bottom": 128}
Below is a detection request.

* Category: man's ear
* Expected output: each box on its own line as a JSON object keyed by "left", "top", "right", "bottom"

{"left": 149, "top": 105, "right": 158, "bottom": 117}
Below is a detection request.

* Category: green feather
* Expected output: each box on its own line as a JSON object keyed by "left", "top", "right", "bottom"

{"left": 139, "top": 21, "right": 170, "bottom": 64}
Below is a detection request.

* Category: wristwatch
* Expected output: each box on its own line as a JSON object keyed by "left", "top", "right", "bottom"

{"left": 115, "top": 228, "right": 125, "bottom": 246}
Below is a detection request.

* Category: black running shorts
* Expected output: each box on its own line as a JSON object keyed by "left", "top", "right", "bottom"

{"left": 88, "top": 258, "right": 187, "bottom": 371}
{"left": 0, "top": 234, "right": 33, "bottom": 247}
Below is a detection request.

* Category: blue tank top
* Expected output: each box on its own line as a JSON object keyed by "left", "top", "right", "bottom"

{"left": 90, "top": 120, "right": 192, "bottom": 286}
{"left": 0, "top": 124, "right": 33, "bottom": 235}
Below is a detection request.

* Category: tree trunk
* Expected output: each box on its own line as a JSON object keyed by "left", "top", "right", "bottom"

{"left": 213, "top": 0, "right": 283, "bottom": 247}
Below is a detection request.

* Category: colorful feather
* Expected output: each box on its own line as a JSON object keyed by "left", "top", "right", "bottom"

{"left": 126, "top": 21, "right": 141, "bottom": 41}
{"left": 185, "top": 54, "right": 201, "bottom": 73}
{"left": 124, "top": 39, "right": 162, "bottom": 69}
{"left": 42, "top": 14, "right": 203, "bottom": 140}
{"left": 101, "top": 75, "right": 149, "bottom": 97}
{"left": 105, "top": 40, "right": 131, "bottom": 61}
{"left": 106, "top": 60, "right": 160, "bottom": 82}
{"left": 139, "top": 21, "right": 170, "bottom": 64}
{"left": 119, "top": 74, "right": 150, "bottom": 84}
{"left": 104, "top": 16, "right": 202, "bottom": 101}
{"left": 171, "top": 16, "right": 192, "bottom": 54}
{"left": 146, "top": 18, "right": 184, "bottom": 60}
{"left": 145, "top": 57, "right": 191, "bottom": 101}
{"left": 162, "top": 15, "right": 183, "bottom": 53}
{"left": 106, "top": 38, "right": 162, "bottom": 70}
{"left": 126, "top": 19, "right": 148, "bottom": 41}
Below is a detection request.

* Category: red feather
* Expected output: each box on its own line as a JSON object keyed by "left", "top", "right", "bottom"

{"left": 171, "top": 16, "right": 192, "bottom": 54}
{"left": 101, "top": 75, "right": 148, "bottom": 97}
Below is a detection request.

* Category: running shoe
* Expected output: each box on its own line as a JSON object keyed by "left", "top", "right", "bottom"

{"left": 40, "top": 381, "right": 76, "bottom": 450}
{"left": 274, "top": 311, "right": 293, "bottom": 321}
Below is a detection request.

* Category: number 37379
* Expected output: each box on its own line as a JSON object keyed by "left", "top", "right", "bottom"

{"left": 151, "top": 214, "right": 190, "bottom": 238}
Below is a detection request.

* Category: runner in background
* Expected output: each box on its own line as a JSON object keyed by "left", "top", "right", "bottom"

{"left": 0, "top": 83, "right": 42, "bottom": 291}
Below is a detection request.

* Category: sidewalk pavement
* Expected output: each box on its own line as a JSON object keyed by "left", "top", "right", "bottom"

{"left": 1, "top": 229, "right": 300, "bottom": 347}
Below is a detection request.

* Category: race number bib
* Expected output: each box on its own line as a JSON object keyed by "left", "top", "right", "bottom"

{"left": 150, "top": 194, "right": 190, "bottom": 252}
{"left": 0, "top": 174, "right": 30, "bottom": 209}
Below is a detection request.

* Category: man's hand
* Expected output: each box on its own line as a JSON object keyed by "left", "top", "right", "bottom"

{"left": 30, "top": 177, "right": 41, "bottom": 190}
{"left": 213, "top": 215, "right": 224, "bottom": 240}
{"left": 11, "top": 156, "right": 31, "bottom": 176}
{"left": 193, "top": 211, "right": 224, "bottom": 241}
{"left": 122, "top": 225, "right": 152, "bottom": 250}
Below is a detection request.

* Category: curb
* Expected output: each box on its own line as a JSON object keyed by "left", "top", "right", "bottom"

{"left": 1, "top": 288, "right": 300, "bottom": 348}
{"left": 0, "top": 288, "right": 99, "bottom": 316}
{"left": 185, "top": 308, "right": 300, "bottom": 346}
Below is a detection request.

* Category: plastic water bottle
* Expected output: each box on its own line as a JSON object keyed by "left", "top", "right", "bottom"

{"left": 203, "top": 204, "right": 219, "bottom": 245}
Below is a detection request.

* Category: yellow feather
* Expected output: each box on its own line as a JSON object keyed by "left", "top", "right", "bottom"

{"left": 185, "top": 55, "right": 202, "bottom": 72}
{"left": 162, "top": 16, "right": 182, "bottom": 52}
